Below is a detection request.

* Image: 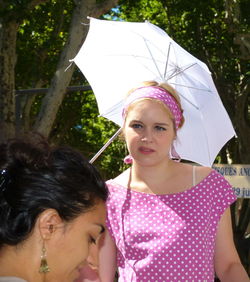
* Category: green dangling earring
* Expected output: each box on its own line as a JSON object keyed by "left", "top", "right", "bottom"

{"left": 39, "top": 244, "right": 50, "bottom": 273}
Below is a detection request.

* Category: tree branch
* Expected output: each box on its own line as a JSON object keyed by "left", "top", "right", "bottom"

{"left": 235, "top": 79, "right": 250, "bottom": 163}
{"left": 34, "top": 0, "right": 119, "bottom": 137}
{"left": 27, "top": 0, "right": 49, "bottom": 10}
{"left": 90, "top": 0, "right": 119, "bottom": 18}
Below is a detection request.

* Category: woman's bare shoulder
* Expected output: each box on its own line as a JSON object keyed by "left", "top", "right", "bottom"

{"left": 113, "top": 168, "right": 130, "bottom": 187}
{"left": 194, "top": 165, "right": 213, "bottom": 184}
{"left": 175, "top": 162, "right": 212, "bottom": 184}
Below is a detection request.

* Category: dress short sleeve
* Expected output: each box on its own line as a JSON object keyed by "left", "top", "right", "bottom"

{"left": 210, "top": 170, "right": 237, "bottom": 219}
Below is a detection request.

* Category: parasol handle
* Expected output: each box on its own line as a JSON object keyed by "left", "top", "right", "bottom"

{"left": 89, "top": 128, "right": 122, "bottom": 164}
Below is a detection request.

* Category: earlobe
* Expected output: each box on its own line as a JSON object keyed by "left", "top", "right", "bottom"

{"left": 38, "top": 209, "right": 62, "bottom": 239}
{"left": 37, "top": 209, "right": 62, "bottom": 274}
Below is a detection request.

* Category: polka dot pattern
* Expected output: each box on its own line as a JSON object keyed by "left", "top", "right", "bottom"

{"left": 106, "top": 170, "right": 236, "bottom": 281}
{"left": 122, "top": 86, "right": 183, "bottom": 129}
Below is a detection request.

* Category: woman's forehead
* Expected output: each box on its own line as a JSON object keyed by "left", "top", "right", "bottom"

{"left": 126, "top": 99, "right": 173, "bottom": 117}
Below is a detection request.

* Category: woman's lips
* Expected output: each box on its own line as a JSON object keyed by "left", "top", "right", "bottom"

{"left": 139, "top": 146, "right": 155, "bottom": 154}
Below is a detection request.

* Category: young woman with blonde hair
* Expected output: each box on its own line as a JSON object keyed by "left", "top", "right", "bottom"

{"left": 80, "top": 81, "right": 249, "bottom": 282}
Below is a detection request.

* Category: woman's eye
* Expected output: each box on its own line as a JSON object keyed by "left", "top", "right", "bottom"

{"left": 88, "top": 236, "right": 96, "bottom": 245}
{"left": 155, "top": 126, "right": 166, "bottom": 131}
{"left": 131, "top": 123, "right": 142, "bottom": 129}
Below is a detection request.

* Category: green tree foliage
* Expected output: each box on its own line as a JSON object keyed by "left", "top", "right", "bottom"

{"left": 51, "top": 87, "right": 128, "bottom": 179}
{"left": 15, "top": 0, "right": 126, "bottom": 176}
{"left": 16, "top": 0, "right": 74, "bottom": 89}
{"left": 1, "top": 0, "right": 122, "bottom": 177}
{"left": 14, "top": 0, "right": 74, "bottom": 132}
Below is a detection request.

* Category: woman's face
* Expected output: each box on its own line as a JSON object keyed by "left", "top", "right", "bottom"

{"left": 124, "top": 99, "right": 176, "bottom": 166}
{"left": 46, "top": 201, "right": 106, "bottom": 282}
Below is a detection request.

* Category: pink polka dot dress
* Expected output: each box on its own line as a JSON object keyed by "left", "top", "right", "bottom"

{"left": 106, "top": 170, "right": 236, "bottom": 281}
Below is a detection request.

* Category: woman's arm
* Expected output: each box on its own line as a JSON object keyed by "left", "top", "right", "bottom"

{"left": 77, "top": 230, "right": 117, "bottom": 282}
{"left": 98, "top": 230, "right": 117, "bottom": 282}
{"left": 214, "top": 207, "right": 249, "bottom": 282}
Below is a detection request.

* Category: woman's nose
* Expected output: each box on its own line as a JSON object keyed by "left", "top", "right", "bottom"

{"left": 141, "top": 129, "right": 153, "bottom": 143}
{"left": 86, "top": 244, "right": 99, "bottom": 271}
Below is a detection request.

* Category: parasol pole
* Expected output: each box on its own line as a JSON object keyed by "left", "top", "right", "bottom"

{"left": 89, "top": 128, "right": 123, "bottom": 164}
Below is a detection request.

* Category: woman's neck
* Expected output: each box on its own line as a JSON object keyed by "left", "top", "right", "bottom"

{"left": 0, "top": 242, "right": 41, "bottom": 281}
{"left": 129, "top": 159, "right": 178, "bottom": 193}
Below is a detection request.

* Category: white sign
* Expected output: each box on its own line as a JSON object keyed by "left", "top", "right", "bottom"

{"left": 213, "top": 164, "right": 250, "bottom": 198}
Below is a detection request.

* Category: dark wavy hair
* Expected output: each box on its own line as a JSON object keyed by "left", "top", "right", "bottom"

{"left": 0, "top": 134, "right": 108, "bottom": 248}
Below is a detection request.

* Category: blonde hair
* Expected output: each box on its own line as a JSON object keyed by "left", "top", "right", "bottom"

{"left": 124, "top": 80, "right": 185, "bottom": 129}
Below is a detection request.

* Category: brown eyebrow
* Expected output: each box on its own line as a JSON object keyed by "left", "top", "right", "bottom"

{"left": 130, "top": 119, "right": 142, "bottom": 123}
{"left": 155, "top": 122, "right": 170, "bottom": 126}
{"left": 131, "top": 120, "right": 170, "bottom": 125}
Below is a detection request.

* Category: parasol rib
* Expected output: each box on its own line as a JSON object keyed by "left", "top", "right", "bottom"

{"left": 89, "top": 128, "right": 122, "bottom": 163}
{"left": 144, "top": 38, "right": 164, "bottom": 80}
{"left": 164, "top": 42, "right": 172, "bottom": 79}
{"left": 170, "top": 82, "right": 211, "bottom": 92}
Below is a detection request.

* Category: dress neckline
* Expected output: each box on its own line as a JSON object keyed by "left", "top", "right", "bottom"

{"left": 107, "top": 169, "right": 215, "bottom": 196}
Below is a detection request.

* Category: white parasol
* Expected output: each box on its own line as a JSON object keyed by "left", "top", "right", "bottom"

{"left": 72, "top": 17, "right": 236, "bottom": 167}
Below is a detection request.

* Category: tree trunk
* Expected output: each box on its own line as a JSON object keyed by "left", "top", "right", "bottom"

{"left": 0, "top": 0, "right": 48, "bottom": 142}
{"left": 224, "top": 0, "right": 250, "bottom": 164}
{"left": 34, "top": 0, "right": 119, "bottom": 137}
{"left": 0, "top": 20, "right": 18, "bottom": 143}
{"left": 235, "top": 81, "right": 250, "bottom": 163}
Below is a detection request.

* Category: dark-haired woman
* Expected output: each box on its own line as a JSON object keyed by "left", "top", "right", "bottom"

{"left": 0, "top": 135, "right": 108, "bottom": 282}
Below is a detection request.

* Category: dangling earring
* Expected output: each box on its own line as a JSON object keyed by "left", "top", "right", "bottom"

{"left": 124, "top": 155, "right": 133, "bottom": 164}
{"left": 170, "top": 143, "right": 181, "bottom": 162}
{"left": 39, "top": 242, "right": 50, "bottom": 273}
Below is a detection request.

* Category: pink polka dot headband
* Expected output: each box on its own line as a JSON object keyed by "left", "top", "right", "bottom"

{"left": 122, "top": 86, "right": 183, "bottom": 129}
